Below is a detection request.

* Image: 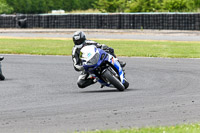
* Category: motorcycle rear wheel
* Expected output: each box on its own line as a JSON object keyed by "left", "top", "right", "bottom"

{"left": 102, "top": 69, "right": 125, "bottom": 91}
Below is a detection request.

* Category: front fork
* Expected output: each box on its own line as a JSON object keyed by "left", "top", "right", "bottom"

{"left": 101, "top": 66, "right": 119, "bottom": 84}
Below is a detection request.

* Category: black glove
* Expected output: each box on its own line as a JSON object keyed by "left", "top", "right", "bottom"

{"left": 108, "top": 47, "right": 114, "bottom": 54}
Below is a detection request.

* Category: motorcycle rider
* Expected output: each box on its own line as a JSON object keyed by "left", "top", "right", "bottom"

{"left": 72, "top": 31, "right": 126, "bottom": 88}
{"left": 0, "top": 56, "right": 5, "bottom": 80}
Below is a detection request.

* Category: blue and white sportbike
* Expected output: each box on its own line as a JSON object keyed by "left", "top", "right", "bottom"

{"left": 81, "top": 45, "right": 129, "bottom": 91}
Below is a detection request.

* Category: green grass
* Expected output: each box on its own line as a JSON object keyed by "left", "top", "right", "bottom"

{"left": 80, "top": 123, "right": 200, "bottom": 133}
{"left": 99, "top": 40, "right": 200, "bottom": 58}
{"left": 0, "top": 38, "right": 73, "bottom": 55}
{"left": 0, "top": 38, "right": 200, "bottom": 58}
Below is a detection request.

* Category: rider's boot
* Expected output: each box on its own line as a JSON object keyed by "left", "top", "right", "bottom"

{"left": 101, "top": 85, "right": 105, "bottom": 88}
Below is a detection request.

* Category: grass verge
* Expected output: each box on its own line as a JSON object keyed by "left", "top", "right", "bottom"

{"left": 81, "top": 123, "right": 200, "bottom": 133}
{"left": 0, "top": 38, "right": 200, "bottom": 58}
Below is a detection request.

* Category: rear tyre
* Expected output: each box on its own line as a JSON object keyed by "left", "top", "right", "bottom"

{"left": 102, "top": 69, "right": 125, "bottom": 91}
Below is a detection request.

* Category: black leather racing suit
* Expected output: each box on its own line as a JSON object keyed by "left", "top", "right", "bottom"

{"left": 72, "top": 40, "right": 115, "bottom": 88}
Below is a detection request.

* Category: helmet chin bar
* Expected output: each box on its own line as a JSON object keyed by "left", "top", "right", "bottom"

{"left": 75, "top": 43, "right": 83, "bottom": 49}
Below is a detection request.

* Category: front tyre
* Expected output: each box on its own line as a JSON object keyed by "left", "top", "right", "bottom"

{"left": 102, "top": 69, "right": 125, "bottom": 91}
{"left": 123, "top": 78, "right": 129, "bottom": 89}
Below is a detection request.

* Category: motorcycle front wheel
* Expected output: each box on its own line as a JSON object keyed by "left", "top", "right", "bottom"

{"left": 102, "top": 69, "right": 125, "bottom": 91}
{"left": 123, "top": 78, "right": 129, "bottom": 89}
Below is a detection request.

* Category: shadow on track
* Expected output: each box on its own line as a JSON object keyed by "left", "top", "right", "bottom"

{"left": 80, "top": 88, "right": 136, "bottom": 93}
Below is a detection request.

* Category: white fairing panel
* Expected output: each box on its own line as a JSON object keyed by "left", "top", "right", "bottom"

{"left": 81, "top": 45, "right": 98, "bottom": 62}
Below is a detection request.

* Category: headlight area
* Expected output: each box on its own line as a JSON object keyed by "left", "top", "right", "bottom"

{"left": 87, "top": 53, "right": 100, "bottom": 66}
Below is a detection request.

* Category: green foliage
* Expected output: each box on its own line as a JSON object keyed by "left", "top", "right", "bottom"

{"left": 94, "top": 0, "right": 127, "bottom": 12}
{"left": 1, "top": 0, "right": 200, "bottom": 14}
{"left": 0, "top": 0, "right": 13, "bottom": 14}
{"left": 4, "top": 0, "right": 97, "bottom": 14}
{"left": 94, "top": 0, "right": 198, "bottom": 12}
{"left": 126, "top": 0, "right": 162, "bottom": 12}
{"left": 162, "top": 0, "right": 195, "bottom": 12}
{"left": 194, "top": 0, "right": 200, "bottom": 8}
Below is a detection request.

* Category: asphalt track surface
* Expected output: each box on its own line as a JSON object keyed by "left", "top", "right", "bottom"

{"left": 0, "top": 55, "right": 200, "bottom": 133}
{"left": 0, "top": 29, "right": 200, "bottom": 132}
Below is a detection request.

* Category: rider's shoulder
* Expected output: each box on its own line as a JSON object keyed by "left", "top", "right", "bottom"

{"left": 85, "top": 40, "right": 97, "bottom": 44}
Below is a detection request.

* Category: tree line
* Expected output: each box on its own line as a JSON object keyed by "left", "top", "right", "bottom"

{"left": 0, "top": 0, "right": 97, "bottom": 14}
{"left": 0, "top": 0, "right": 200, "bottom": 14}
{"left": 94, "top": 0, "right": 200, "bottom": 12}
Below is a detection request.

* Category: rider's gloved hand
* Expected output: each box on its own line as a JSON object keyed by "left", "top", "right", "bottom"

{"left": 101, "top": 44, "right": 114, "bottom": 54}
{"left": 74, "top": 64, "right": 84, "bottom": 71}
{"left": 108, "top": 47, "right": 114, "bottom": 54}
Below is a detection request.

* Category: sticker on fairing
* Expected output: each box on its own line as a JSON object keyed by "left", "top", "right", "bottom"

{"left": 87, "top": 53, "right": 92, "bottom": 57}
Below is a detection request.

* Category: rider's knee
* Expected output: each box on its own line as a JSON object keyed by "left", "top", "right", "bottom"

{"left": 77, "top": 80, "right": 86, "bottom": 88}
